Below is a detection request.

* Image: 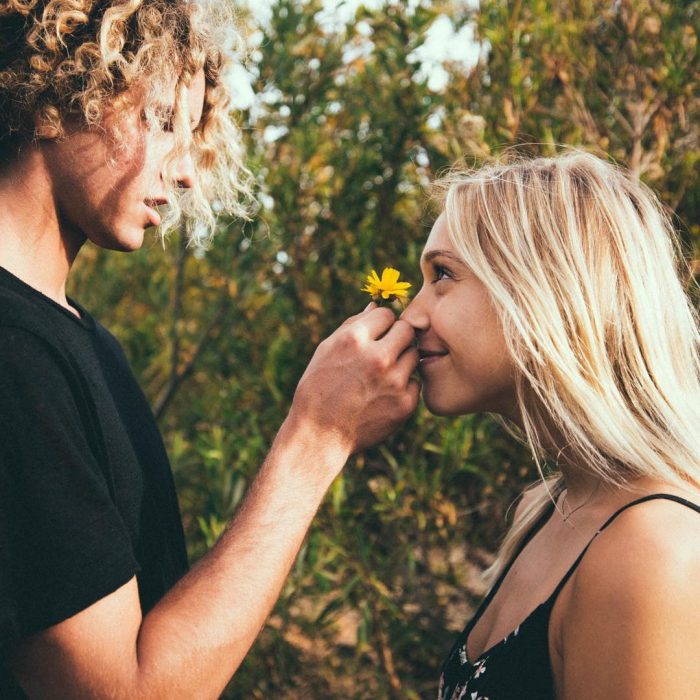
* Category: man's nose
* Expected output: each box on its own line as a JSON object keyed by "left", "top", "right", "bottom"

{"left": 174, "top": 149, "right": 196, "bottom": 189}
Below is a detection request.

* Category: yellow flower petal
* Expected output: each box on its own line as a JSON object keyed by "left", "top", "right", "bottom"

{"left": 381, "top": 268, "right": 400, "bottom": 286}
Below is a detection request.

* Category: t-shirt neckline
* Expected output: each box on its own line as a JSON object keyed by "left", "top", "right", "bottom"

{"left": 0, "top": 266, "right": 96, "bottom": 331}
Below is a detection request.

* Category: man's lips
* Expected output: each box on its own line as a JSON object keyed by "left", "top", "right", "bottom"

{"left": 144, "top": 198, "right": 169, "bottom": 227}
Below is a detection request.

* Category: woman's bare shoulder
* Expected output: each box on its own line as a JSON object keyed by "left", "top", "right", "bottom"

{"left": 570, "top": 492, "right": 700, "bottom": 593}
{"left": 556, "top": 495, "right": 700, "bottom": 698}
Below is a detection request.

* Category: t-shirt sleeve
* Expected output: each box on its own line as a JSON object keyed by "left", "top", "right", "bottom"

{"left": 0, "top": 327, "right": 140, "bottom": 654}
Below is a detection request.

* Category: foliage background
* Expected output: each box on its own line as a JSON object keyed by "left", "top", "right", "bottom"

{"left": 70, "top": 1, "right": 699, "bottom": 697}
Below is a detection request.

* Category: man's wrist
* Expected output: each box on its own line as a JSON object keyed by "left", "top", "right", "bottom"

{"left": 268, "top": 410, "right": 352, "bottom": 493}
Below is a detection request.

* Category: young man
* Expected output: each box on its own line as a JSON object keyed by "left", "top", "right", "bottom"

{"left": 0, "top": 1, "right": 419, "bottom": 696}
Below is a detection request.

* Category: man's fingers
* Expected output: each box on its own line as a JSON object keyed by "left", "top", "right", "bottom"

{"left": 341, "top": 302, "right": 376, "bottom": 327}
{"left": 395, "top": 344, "right": 419, "bottom": 380}
{"left": 339, "top": 306, "right": 396, "bottom": 339}
{"left": 389, "top": 371, "right": 421, "bottom": 419}
{"left": 407, "top": 377, "right": 421, "bottom": 405}
{"left": 379, "top": 318, "right": 417, "bottom": 361}
{"left": 362, "top": 306, "right": 399, "bottom": 339}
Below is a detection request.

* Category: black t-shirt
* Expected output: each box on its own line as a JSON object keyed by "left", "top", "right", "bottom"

{"left": 0, "top": 266, "right": 189, "bottom": 697}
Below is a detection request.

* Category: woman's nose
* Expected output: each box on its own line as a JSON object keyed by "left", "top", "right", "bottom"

{"left": 401, "top": 290, "right": 429, "bottom": 334}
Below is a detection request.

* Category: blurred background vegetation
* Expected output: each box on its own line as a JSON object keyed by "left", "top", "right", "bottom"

{"left": 70, "top": 0, "right": 699, "bottom": 697}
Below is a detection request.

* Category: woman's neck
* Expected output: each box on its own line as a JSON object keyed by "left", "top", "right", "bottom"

{"left": 558, "top": 462, "right": 605, "bottom": 505}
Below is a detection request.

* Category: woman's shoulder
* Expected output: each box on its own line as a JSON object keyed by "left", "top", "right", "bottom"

{"left": 576, "top": 490, "right": 700, "bottom": 595}
{"left": 553, "top": 490, "right": 700, "bottom": 696}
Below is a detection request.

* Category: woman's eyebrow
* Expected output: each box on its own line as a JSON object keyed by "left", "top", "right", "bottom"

{"left": 421, "top": 249, "right": 464, "bottom": 266}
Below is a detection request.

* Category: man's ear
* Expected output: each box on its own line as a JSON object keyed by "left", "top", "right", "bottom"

{"left": 33, "top": 110, "right": 62, "bottom": 140}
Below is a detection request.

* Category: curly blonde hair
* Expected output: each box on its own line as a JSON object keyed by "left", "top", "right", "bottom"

{"left": 0, "top": 0, "right": 252, "bottom": 241}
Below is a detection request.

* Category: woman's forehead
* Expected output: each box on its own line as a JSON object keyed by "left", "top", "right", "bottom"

{"left": 423, "top": 214, "right": 452, "bottom": 252}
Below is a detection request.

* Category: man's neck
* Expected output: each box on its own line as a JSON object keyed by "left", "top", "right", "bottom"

{"left": 0, "top": 146, "right": 84, "bottom": 312}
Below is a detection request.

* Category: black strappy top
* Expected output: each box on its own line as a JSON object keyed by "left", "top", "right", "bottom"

{"left": 438, "top": 493, "right": 700, "bottom": 700}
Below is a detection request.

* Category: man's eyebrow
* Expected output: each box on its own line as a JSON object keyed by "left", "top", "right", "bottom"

{"left": 421, "top": 249, "right": 465, "bottom": 266}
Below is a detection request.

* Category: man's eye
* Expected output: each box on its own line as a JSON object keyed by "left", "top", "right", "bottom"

{"left": 150, "top": 108, "right": 175, "bottom": 132}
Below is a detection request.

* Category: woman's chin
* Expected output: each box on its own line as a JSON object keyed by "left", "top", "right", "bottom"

{"left": 422, "top": 392, "right": 471, "bottom": 418}
{"left": 423, "top": 392, "right": 504, "bottom": 418}
{"left": 422, "top": 384, "right": 519, "bottom": 420}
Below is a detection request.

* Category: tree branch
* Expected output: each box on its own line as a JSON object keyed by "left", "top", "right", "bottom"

{"left": 154, "top": 292, "right": 231, "bottom": 422}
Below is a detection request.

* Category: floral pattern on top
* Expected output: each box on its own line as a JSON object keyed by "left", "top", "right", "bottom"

{"left": 438, "top": 650, "right": 493, "bottom": 700}
{"left": 437, "top": 607, "right": 552, "bottom": 700}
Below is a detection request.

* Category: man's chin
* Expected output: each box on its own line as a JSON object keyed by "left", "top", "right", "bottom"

{"left": 92, "top": 226, "right": 146, "bottom": 252}
{"left": 118, "top": 236, "right": 145, "bottom": 252}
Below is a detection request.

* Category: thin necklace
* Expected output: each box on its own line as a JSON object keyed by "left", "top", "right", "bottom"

{"left": 560, "top": 489, "right": 594, "bottom": 523}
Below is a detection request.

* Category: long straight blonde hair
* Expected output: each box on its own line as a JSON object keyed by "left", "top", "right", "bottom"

{"left": 432, "top": 152, "right": 700, "bottom": 585}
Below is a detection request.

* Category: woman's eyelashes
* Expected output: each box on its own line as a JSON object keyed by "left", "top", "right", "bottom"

{"left": 432, "top": 263, "right": 452, "bottom": 283}
{"left": 417, "top": 260, "right": 455, "bottom": 287}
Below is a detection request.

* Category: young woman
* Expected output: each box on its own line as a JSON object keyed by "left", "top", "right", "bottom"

{"left": 0, "top": 1, "right": 418, "bottom": 697}
{"left": 402, "top": 152, "right": 700, "bottom": 699}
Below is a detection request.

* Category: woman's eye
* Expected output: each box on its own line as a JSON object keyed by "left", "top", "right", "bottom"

{"left": 433, "top": 265, "right": 451, "bottom": 282}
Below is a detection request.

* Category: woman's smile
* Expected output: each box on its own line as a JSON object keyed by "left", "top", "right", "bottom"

{"left": 418, "top": 347, "right": 449, "bottom": 368}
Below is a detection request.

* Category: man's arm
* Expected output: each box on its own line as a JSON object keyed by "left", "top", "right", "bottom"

{"left": 7, "top": 306, "right": 419, "bottom": 699}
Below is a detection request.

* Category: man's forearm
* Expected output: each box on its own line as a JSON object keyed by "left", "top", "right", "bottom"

{"left": 134, "top": 415, "right": 349, "bottom": 699}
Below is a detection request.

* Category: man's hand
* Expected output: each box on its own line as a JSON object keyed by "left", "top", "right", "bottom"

{"left": 290, "top": 304, "right": 420, "bottom": 457}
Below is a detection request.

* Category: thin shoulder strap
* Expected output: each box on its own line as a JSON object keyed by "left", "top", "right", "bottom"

{"left": 487, "top": 502, "right": 556, "bottom": 599}
{"left": 549, "top": 493, "right": 700, "bottom": 602}
{"left": 441, "top": 499, "right": 557, "bottom": 671}
{"left": 462, "top": 501, "right": 556, "bottom": 632}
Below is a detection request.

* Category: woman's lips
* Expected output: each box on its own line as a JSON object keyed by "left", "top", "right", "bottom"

{"left": 418, "top": 349, "right": 448, "bottom": 367}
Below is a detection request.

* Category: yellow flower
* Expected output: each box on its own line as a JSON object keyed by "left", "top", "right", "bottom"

{"left": 361, "top": 267, "right": 412, "bottom": 303}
